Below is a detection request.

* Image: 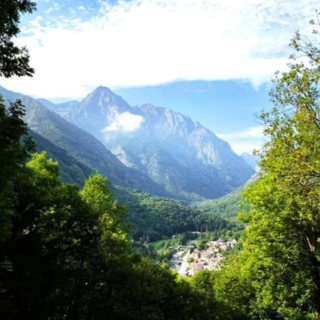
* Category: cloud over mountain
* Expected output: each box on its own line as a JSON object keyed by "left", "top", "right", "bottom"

{"left": 103, "top": 112, "right": 145, "bottom": 132}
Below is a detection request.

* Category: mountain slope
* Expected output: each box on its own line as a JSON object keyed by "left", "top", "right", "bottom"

{"left": 29, "top": 129, "right": 93, "bottom": 186}
{"left": 38, "top": 98, "right": 80, "bottom": 118}
{"left": 0, "top": 86, "right": 167, "bottom": 196}
{"left": 194, "top": 173, "right": 259, "bottom": 219}
{"left": 194, "top": 186, "right": 244, "bottom": 219}
{"left": 51, "top": 86, "right": 254, "bottom": 201}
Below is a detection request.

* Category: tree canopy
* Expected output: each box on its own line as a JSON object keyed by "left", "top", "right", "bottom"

{"left": 212, "top": 15, "right": 320, "bottom": 320}
{"left": 0, "top": 0, "right": 35, "bottom": 77}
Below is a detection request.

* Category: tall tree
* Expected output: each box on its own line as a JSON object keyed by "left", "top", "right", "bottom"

{"left": 0, "top": 96, "right": 34, "bottom": 242}
{"left": 0, "top": 0, "right": 36, "bottom": 77}
{"left": 237, "top": 14, "right": 320, "bottom": 320}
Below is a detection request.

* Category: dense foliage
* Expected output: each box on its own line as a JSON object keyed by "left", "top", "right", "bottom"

{"left": 0, "top": 0, "right": 35, "bottom": 77}
{"left": 210, "top": 17, "right": 320, "bottom": 320}
{"left": 134, "top": 230, "right": 240, "bottom": 264}
{"left": 0, "top": 99, "right": 223, "bottom": 319}
{"left": 194, "top": 185, "right": 244, "bottom": 219}
{"left": 114, "top": 187, "right": 242, "bottom": 242}
{"left": 29, "top": 129, "right": 93, "bottom": 186}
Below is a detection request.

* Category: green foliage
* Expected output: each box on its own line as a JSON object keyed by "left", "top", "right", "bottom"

{"left": 213, "top": 252, "right": 255, "bottom": 320}
{"left": 0, "top": 101, "right": 225, "bottom": 320}
{"left": 0, "top": 0, "right": 35, "bottom": 77}
{"left": 29, "top": 129, "right": 93, "bottom": 186}
{"left": 0, "top": 4, "right": 225, "bottom": 319}
{"left": 0, "top": 95, "right": 35, "bottom": 241}
{"left": 114, "top": 187, "right": 242, "bottom": 242}
{"left": 81, "top": 175, "right": 130, "bottom": 256}
{"left": 214, "top": 17, "right": 320, "bottom": 320}
{"left": 194, "top": 185, "right": 245, "bottom": 219}
{"left": 0, "top": 151, "right": 224, "bottom": 319}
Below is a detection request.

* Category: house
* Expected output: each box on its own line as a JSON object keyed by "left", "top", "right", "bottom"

{"left": 200, "top": 251, "right": 213, "bottom": 262}
{"left": 191, "top": 262, "right": 204, "bottom": 274}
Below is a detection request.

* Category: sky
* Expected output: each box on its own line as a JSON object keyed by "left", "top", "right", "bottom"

{"left": 0, "top": 0, "right": 318, "bottom": 154}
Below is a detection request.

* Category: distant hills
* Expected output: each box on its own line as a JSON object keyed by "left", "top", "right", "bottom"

{"left": 0, "top": 85, "right": 254, "bottom": 201}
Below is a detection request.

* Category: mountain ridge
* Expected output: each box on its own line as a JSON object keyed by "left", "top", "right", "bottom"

{"left": 42, "top": 85, "right": 254, "bottom": 200}
{"left": 0, "top": 85, "right": 169, "bottom": 197}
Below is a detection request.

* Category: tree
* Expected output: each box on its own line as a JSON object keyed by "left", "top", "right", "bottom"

{"left": 0, "top": 96, "right": 34, "bottom": 242}
{"left": 0, "top": 0, "right": 36, "bottom": 77}
{"left": 237, "top": 14, "right": 320, "bottom": 320}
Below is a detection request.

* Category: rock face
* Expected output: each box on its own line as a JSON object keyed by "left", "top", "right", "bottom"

{"left": 50, "top": 86, "right": 255, "bottom": 201}
{"left": 0, "top": 85, "right": 254, "bottom": 201}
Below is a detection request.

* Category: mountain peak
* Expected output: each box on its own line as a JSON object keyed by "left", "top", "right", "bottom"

{"left": 82, "top": 86, "right": 130, "bottom": 108}
{"left": 94, "top": 85, "right": 113, "bottom": 92}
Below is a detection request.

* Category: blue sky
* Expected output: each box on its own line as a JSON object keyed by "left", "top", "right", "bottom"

{"left": 0, "top": 0, "right": 318, "bottom": 154}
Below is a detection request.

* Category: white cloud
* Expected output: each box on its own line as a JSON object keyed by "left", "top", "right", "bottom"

{"left": 1, "top": 0, "right": 318, "bottom": 99}
{"left": 218, "top": 126, "right": 266, "bottom": 155}
{"left": 103, "top": 112, "right": 145, "bottom": 132}
{"left": 44, "top": 2, "right": 61, "bottom": 14}
{"left": 78, "top": 6, "right": 87, "bottom": 13}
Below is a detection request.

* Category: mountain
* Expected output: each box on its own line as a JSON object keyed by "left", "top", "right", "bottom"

{"left": 38, "top": 98, "right": 80, "bottom": 118}
{"left": 48, "top": 86, "right": 254, "bottom": 201}
{"left": 0, "top": 85, "right": 167, "bottom": 196}
{"left": 241, "top": 152, "right": 259, "bottom": 171}
{"left": 0, "top": 85, "right": 249, "bottom": 244}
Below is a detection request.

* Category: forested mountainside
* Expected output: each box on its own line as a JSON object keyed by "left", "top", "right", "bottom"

{"left": 194, "top": 185, "right": 244, "bottom": 219}
{"left": 30, "top": 128, "right": 236, "bottom": 243}
{"left": 194, "top": 175, "right": 258, "bottom": 219}
{"left": 112, "top": 187, "right": 242, "bottom": 242}
{"left": 29, "top": 129, "right": 92, "bottom": 186}
{"left": 0, "top": 85, "right": 246, "bottom": 243}
{"left": 43, "top": 86, "right": 254, "bottom": 201}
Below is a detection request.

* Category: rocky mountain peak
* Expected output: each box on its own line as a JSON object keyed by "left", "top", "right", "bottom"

{"left": 82, "top": 86, "right": 130, "bottom": 112}
{"left": 18, "top": 85, "right": 255, "bottom": 201}
{"left": 139, "top": 104, "right": 195, "bottom": 137}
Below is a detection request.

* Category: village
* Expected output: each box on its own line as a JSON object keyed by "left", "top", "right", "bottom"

{"left": 169, "top": 238, "right": 238, "bottom": 277}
